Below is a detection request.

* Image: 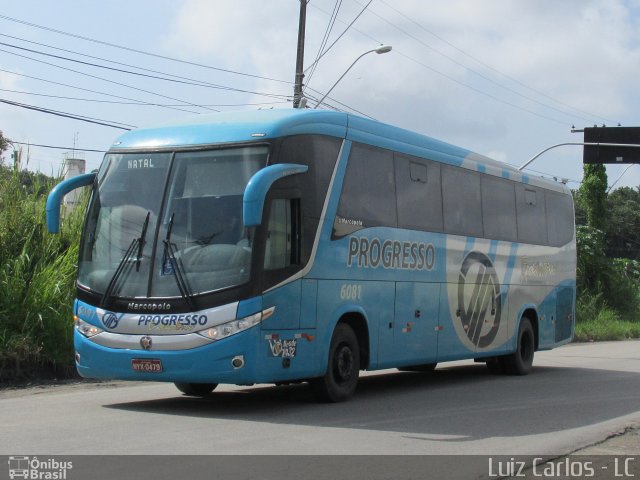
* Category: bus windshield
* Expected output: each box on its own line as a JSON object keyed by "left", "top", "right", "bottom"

{"left": 78, "top": 146, "right": 267, "bottom": 299}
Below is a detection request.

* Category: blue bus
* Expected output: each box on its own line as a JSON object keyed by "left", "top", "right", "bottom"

{"left": 47, "top": 109, "right": 576, "bottom": 402}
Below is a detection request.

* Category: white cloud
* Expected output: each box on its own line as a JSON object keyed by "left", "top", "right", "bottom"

{"left": 161, "top": 0, "right": 640, "bottom": 186}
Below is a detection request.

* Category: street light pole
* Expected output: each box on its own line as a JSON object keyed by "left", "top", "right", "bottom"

{"left": 313, "top": 45, "right": 392, "bottom": 109}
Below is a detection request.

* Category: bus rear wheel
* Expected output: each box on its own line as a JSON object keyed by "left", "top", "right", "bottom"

{"left": 503, "top": 317, "right": 535, "bottom": 375}
{"left": 174, "top": 382, "right": 218, "bottom": 396}
{"left": 310, "top": 323, "right": 360, "bottom": 402}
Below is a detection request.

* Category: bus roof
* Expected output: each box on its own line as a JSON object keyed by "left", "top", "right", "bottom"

{"left": 110, "top": 109, "right": 567, "bottom": 192}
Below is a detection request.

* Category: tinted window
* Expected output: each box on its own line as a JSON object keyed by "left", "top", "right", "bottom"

{"left": 395, "top": 154, "right": 443, "bottom": 232}
{"left": 516, "top": 185, "right": 548, "bottom": 245}
{"left": 481, "top": 175, "right": 517, "bottom": 242}
{"left": 546, "top": 191, "right": 574, "bottom": 246}
{"left": 442, "top": 165, "right": 483, "bottom": 237}
{"left": 335, "top": 143, "right": 396, "bottom": 237}
{"left": 276, "top": 135, "right": 341, "bottom": 260}
{"left": 264, "top": 198, "right": 296, "bottom": 270}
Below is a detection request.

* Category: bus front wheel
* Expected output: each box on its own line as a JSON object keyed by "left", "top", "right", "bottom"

{"left": 310, "top": 323, "right": 360, "bottom": 402}
{"left": 174, "top": 382, "right": 218, "bottom": 396}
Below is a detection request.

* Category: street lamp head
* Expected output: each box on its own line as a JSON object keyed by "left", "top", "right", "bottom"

{"left": 375, "top": 45, "right": 392, "bottom": 54}
{"left": 313, "top": 44, "right": 393, "bottom": 109}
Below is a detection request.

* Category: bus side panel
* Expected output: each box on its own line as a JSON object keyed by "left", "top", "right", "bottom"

{"left": 261, "top": 280, "right": 301, "bottom": 330}
{"left": 391, "top": 281, "right": 439, "bottom": 367}
{"left": 315, "top": 279, "right": 393, "bottom": 371}
{"left": 505, "top": 241, "right": 576, "bottom": 351}
{"left": 438, "top": 237, "right": 516, "bottom": 360}
{"left": 506, "top": 285, "right": 545, "bottom": 352}
{"left": 555, "top": 285, "right": 574, "bottom": 343}
{"left": 536, "top": 289, "right": 558, "bottom": 349}
{"left": 436, "top": 284, "right": 475, "bottom": 362}
{"left": 300, "top": 279, "right": 318, "bottom": 329}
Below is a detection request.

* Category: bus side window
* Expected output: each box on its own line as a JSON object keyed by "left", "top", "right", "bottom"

{"left": 516, "top": 186, "right": 548, "bottom": 245}
{"left": 395, "top": 154, "right": 443, "bottom": 233}
{"left": 546, "top": 191, "right": 574, "bottom": 246}
{"left": 481, "top": 175, "right": 517, "bottom": 242}
{"left": 441, "top": 165, "right": 483, "bottom": 237}
{"left": 264, "top": 198, "right": 301, "bottom": 271}
{"left": 334, "top": 143, "right": 396, "bottom": 238}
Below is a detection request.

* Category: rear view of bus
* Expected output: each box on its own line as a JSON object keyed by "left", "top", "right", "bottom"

{"left": 47, "top": 109, "right": 576, "bottom": 402}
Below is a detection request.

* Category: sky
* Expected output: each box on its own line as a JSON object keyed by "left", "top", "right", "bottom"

{"left": 1, "top": 0, "right": 640, "bottom": 190}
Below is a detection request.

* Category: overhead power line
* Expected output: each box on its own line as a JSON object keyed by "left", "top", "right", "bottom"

{"left": 0, "top": 47, "right": 217, "bottom": 113}
{"left": 309, "top": 2, "right": 572, "bottom": 126}
{"left": 350, "top": 0, "right": 602, "bottom": 126}
{"left": 376, "top": 0, "right": 615, "bottom": 125}
{"left": 306, "top": 0, "right": 343, "bottom": 90}
{"left": 0, "top": 14, "right": 291, "bottom": 85}
{"left": 7, "top": 140, "right": 107, "bottom": 153}
{"left": 303, "top": 0, "right": 372, "bottom": 80}
{"left": 0, "top": 35, "right": 292, "bottom": 101}
{"left": 0, "top": 98, "right": 133, "bottom": 130}
{"left": 0, "top": 88, "right": 288, "bottom": 107}
{"left": 0, "top": 68, "right": 202, "bottom": 114}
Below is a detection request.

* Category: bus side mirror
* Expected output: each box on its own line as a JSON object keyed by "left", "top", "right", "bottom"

{"left": 243, "top": 164, "right": 308, "bottom": 227}
{"left": 46, "top": 172, "right": 96, "bottom": 233}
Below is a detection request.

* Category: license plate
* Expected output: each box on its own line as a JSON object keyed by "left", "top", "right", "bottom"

{"left": 131, "top": 358, "right": 163, "bottom": 373}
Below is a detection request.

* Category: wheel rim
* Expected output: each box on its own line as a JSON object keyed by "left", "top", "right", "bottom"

{"left": 333, "top": 343, "right": 354, "bottom": 385}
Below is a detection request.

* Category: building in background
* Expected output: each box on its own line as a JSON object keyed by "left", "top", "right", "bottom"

{"left": 62, "top": 154, "right": 86, "bottom": 214}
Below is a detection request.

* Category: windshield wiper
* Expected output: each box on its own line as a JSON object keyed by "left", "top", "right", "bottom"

{"left": 100, "top": 211, "right": 150, "bottom": 308}
{"left": 163, "top": 213, "right": 196, "bottom": 310}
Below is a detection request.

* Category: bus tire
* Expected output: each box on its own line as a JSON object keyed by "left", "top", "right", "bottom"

{"left": 398, "top": 363, "right": 437, "bottom": 372}
{"left": 174, "top": 382, "right": 218, "bottom": 396}
{"left": 503, "top": 317, "right": 535, "bottom": 375}
{"left": 310, "top": 323, "right": 360, "bottom": 402}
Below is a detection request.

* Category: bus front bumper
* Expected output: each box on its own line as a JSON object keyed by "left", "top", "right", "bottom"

{"left": 74, "top": 327, "right": 263, "bottom": 385}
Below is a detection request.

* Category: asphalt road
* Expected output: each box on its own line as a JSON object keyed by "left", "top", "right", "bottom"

{"left": 1, "top": 341, "right": 638, "bottom": 479}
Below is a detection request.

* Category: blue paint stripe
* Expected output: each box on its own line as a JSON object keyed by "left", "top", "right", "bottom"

{"left": 463, "top": 236, "right": 476, "bottom": 258}
{"left": 501, "top": 242, "right": 519, "bottom": 306}
{"left": 488, "top": 240, "right": 498, "bottom": 263}
{"left": 502, "top": 169, "right": 510, "bottom": 179}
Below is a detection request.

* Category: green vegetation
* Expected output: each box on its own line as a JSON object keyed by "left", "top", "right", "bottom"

{"left": 0, "top": 139, "right": 86, "bottom": 381}
{"left": 574, "top": 165, "right": 640, "bottom": 341}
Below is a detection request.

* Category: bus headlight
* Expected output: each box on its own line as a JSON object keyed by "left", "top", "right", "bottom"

{"left": 196, "top": 307, "right": 274, "bottom": 341}
{"left": 74, "top": 316, "right": 104, "bottom": 338}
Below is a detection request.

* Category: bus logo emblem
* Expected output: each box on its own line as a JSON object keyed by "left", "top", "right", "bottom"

{"left": 457, "top": 251, "right": 502, "bottom": 348}
{"left": 140, "top": 336, "right": 153, "bottom": 350}
{"left": 102, "top": 312, "right": 121, "bottom": 329}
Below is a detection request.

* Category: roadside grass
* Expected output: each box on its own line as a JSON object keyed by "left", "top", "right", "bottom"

{"left": 574, "top": 307, "right": 640, "bottom": 342}
{"left": 0, "top": 165, "right": 86, "bottom": 381}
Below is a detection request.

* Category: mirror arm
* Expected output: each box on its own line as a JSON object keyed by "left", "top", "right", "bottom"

{"left": 243, "top": 164, "right": 308, "bottom": 226}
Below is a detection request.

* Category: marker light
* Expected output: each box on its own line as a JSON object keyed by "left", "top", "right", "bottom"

{"left": 196, "top": 307, "right": 274, "bottom": 341}
{"left": 75, "top": 316, "right": 104, "bottom": 338}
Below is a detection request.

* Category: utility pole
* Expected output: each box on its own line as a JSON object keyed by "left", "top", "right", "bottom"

{"left": 293, "top": 0, "right": 307, "bottom": 108}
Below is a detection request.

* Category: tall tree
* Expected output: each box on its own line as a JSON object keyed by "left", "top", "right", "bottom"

{"left": 606, "top": 186, "right": 640, "bottom": 260}
{"left": 577, "top": 163, "right": 608, "bottom": 231}
{"left": 0, "top": 130, "right": 7, "bottom": 153}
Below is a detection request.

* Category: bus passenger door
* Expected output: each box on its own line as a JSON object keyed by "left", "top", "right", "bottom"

{"left": 260, "top": 197, "right": 302, "bottom": 330}
{"left": 391, "top": 282, "right": 440, "bottom": 366}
